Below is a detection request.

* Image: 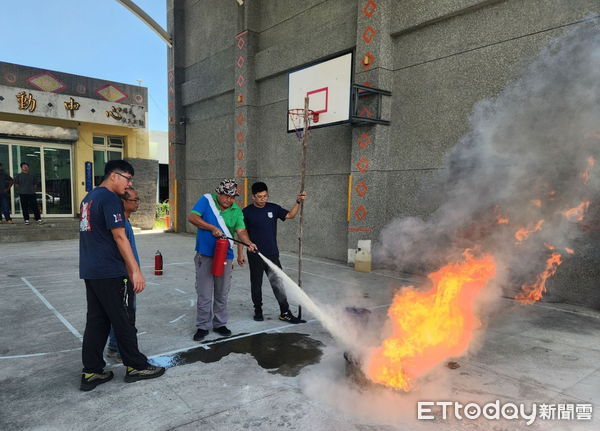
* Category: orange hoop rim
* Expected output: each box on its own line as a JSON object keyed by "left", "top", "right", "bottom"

{"left": 288, "top": 108, "right": 319, "bottom": 123}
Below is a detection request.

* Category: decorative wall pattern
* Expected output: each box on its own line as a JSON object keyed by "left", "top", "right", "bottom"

{"left": 0, "top": 61, "right": 146, "bottom": 108}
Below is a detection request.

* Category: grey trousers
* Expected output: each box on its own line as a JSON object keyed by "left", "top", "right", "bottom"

{"left": 194, "top": 253, "right": 233, "bottom": 330}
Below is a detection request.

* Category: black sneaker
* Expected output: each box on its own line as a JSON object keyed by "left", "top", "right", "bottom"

{"left": 253, "top": 309, "right": 264, "bottom": 321}
{"left": 279, "top": 311, "right": 305, "bottom": 324}
{"left": 80, "top": 371, "right": 114, "bottom": 391}
{"left": 213, "top": 326, "right": 232, "bottom": 336}
{"left": 193, "top": 328, "right": 209, "bottom": 341}
{"left": 124, "top": 365, "right": 165, "bottom": 383}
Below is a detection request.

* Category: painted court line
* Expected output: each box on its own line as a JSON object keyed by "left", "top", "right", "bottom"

{"left": 0, "top": 347, "right": 82, "bottom": 360}
{"left": 0, "top": 247, "right": 75, "bottom": 260}
{"left": 141, "top": 261, "right": 191, "bottom": 269}
{"left": 169, "top": 314, "right": 186, "bottom": 323}
{"left": 21, "top": 277, "right": 83, "bottom": 341}
{"left": 282, "top": 265, "right": 362, "bottom": 286}
{"left": 174, "top": 288, "right": 185, "bottom": 294}
{"left": 23, "top": 270, "right": 79, "bottom": 279}
{"left": 150, "top": 321, "right": 316, "bottom": 359}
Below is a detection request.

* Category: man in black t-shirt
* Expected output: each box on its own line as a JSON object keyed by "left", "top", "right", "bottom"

{"left": 78, "top": 159, "right": 164, "bottom": 391}
{"left": 240, "top": 182, "right": 306, "bottom": 323}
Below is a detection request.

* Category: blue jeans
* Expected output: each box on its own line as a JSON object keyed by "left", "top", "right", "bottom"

{"left": 107, "top": 293, "right": 137, "bottom": 352}
{"left": 0, "top": 193, "right": 11, "bottom": 221}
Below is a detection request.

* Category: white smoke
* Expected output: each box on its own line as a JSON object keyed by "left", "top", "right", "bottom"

{"left": 374, "top": 20, "right": 600, "bottom": 298}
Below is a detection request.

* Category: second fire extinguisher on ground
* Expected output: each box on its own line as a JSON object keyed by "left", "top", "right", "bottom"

{"left": 155, "top": 250, "right": 163, "bottom": 276}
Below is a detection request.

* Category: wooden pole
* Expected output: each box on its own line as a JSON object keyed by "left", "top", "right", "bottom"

{"left": 297, "top": 96, "right": 310, "bottom": 319}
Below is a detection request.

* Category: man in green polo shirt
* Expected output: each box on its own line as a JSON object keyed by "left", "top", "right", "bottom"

{"left": 188, "top": 179, "right": 256, "bottom": 341}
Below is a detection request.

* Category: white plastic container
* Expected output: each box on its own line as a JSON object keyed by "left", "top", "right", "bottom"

{"left": 354, "top": 240, "right": 372, "bottom": 273}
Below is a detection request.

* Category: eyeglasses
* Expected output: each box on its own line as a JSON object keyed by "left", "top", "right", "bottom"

{"left": 125, "top": 198, "right": 141, "bottom": 203}
{"left": 113, "top": 171, "right": 133, "bottom": 183}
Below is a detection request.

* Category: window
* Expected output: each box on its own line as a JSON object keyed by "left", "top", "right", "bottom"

{"left": 93, "top": 135, "right": 124, "bottom": 186}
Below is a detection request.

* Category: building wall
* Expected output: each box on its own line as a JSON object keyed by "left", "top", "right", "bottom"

{"left": 171, "top": 0, "right": 600, "bottom": 305}
{"left": 126, "top": 157, "right": 159, "bottom": 229}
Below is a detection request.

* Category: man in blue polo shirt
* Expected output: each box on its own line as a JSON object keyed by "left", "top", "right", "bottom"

{"left": 188, "top": 179, "right": 256, "bottom": 341}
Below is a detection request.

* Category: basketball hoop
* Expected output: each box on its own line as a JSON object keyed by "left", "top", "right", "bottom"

{"left": 288, "top": 108, "right": 319, "bottom": 140}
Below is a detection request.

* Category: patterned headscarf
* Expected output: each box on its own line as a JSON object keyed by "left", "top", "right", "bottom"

{"left": 215, "top": 178, "right": 239, "bottom": 196}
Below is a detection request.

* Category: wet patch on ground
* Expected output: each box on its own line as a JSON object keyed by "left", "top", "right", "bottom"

{"left": 151, "top": 332, "right": 324, "bottom": 376}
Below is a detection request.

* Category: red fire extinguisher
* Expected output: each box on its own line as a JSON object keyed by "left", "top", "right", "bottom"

{"left": 155, "top": 250, "right": 163, "bottom": 276}
{"left": 211, "top": 238, "right": 229, "bottom": 276}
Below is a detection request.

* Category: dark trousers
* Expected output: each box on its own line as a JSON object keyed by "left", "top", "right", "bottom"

{"left": 247, "top": 252, "right": 289, "bottom": 314}
{"left": 0, "top": 193, "right": 11, "bottom": 221}
{"left": 19, "top": 194, "right": 40, "bottom": 221}
{"left": 82, "top": 278, "right": 148, "bottom": 373}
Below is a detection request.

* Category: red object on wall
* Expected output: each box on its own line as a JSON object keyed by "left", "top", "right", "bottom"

{"left": 155, "top": 250, "right": 163, "bottom": 276}
{"left": 211, "top": 239, "right": 229, "bottom": 276}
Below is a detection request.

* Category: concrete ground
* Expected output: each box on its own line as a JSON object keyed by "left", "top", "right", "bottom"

{"left": 0, "top": 232, "right": 598, "bottom": 431}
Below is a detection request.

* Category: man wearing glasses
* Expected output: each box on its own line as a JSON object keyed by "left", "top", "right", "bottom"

{"left": 106, "top": 187, "right": 141, "bottom": 362}
{"left": 79, "top": 160, "right": 164, "bottom": 391}
{"left": 238, "top": 181, "right": 306, "bottom": 323}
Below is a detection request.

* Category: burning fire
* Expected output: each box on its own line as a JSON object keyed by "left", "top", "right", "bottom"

{"left": 514, "top": 220, "right": 544, "bottom": 242}
{"left": 531, "top": 199, "right": 542, "bottom": 207}
{"left": 515, "top": 252, "right": 562, "bottom": 304}
{"left": 559, "top": 201, "right": 589, "bottom": 222}
{"left": 496, "top": 215, "right": 509, "bottom": 224}
{"left": 365, "top": 251, "right": 496, "bottom": 391}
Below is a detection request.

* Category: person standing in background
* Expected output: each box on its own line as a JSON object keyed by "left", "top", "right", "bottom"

{"left": 0, "top": 162, "right": 14, "bottom": 224}
{"left": 106, "top": 187, "right": 141, "bottom": 362}
{"left": 14, "top": 162, "right": 42, "bottom": 225}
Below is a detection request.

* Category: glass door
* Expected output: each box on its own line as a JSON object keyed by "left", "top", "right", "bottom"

{"left": 44, "top": 147, "right": 72, "bottom": 214}
{"left": 12, "top": 144, "right": 42, "bottom": 216}
{"left": 5, "top": 141, "right": 73, "bottom": 217}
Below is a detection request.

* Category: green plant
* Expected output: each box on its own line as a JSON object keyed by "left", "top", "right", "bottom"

{"left": 156, "top": 201, "right": 169, "bottom": 219}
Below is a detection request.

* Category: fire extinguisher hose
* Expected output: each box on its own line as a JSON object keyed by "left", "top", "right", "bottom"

{"left": 220, "top": 235, "right": 257, "bottom": 251}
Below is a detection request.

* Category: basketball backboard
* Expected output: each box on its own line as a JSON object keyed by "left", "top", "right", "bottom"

{"left": 287, "top": 52, "right": 352, "bottom": 132}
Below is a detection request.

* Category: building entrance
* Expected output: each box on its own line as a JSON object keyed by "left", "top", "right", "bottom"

{"left": 0, "top": 140, "right": 73, "bottom": 217}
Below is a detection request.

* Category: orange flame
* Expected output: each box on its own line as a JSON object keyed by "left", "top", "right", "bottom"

{"left": 365, "top": 251, "right": 496, "bottom": 391}
{"left": 515, "top": 253, "right": 562, "bottom": 304}
{"left": 559, "top": 201, "right": 590, "bottom": 222}
{"left": 496, "top": 216, "right": 509, "bottom": 224}
{"left": 531, "top": 199, "right": 542, "bottom": 207}
{"left": 581, "top": 156, "right": 596, "bottom": 185}
{"left": 565, "top": 248, "right": 574, "bottom": 254}
{"left": 514, "top": 220, "right": 544, "bottom": 242}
